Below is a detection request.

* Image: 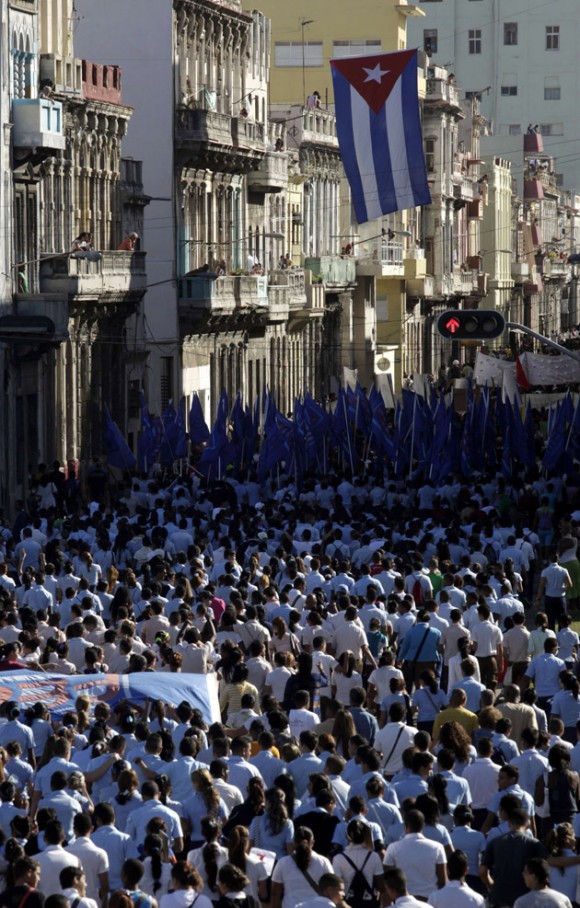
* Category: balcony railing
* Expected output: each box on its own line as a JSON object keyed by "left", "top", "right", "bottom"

{"left": 12, "top": 98, "right": 66, "bottom": 150}
{"left": 268, "top": 268, "right": 306, "bottom": 299}
{"left": 453, "top": 175, "right": 476, "bottom": 201}
{"left": 305, "top": 255, "right": 356, "bottom": 285}
{"left": 425, "top": 79, "right": 460, "bottom": 107}
{"left": 178, "top": 273, "right": 268, "bottom": 313}
{"left": 39, "top": 251, "right": 146, "bottom": 297}
{"left": 247, "top": 151, "right": 288, "bottom": 193}
{"left": 175, "top": 107, "right": 234, "bottom": 148}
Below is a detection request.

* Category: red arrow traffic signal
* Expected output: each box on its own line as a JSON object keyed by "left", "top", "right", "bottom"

{"left": 437, "top": 309, "right": 506, "bottom": 339}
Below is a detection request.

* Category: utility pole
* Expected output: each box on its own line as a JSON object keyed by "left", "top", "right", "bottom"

{"left": 300, "top": 18, "right": 314, "bottom": 106}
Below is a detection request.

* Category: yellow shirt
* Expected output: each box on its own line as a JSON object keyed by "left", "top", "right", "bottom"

{"left": 433, "top": 705, "right": 479, "bottom": 740}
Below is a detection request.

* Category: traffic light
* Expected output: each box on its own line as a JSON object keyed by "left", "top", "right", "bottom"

{"left": 436, "top": 309, "right": 506, "bottom": 340}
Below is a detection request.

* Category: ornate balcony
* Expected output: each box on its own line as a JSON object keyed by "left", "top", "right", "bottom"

{"left": 178, "top": 273, "right": 268, "bottom": 320}
{"left": 38, "top": 251, "right": 146, "bottom": 303}
{"left": 175, "top": 108, "right": 265, "bottom": 173}
{"left": 247, "top": 151, "right": 288, "bottom": 193}
{"left": 511, "top": 262, "right": 529, "bottom": 282}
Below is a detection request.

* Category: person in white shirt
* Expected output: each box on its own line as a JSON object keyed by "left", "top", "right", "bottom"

{"left": 36, "top": 819, "right": 82, "bottom": 896}
{"left": 470, "top": 605, "right": 503, "bottom": 689}
{"left": 428, "top": 849, "right": 485, "bottom": 908}
{"left": 384, "top": 809, "right": 447, "bottom": 899}
{"left": 65, "top": 812, "right": 109, "bottom": 904}
{"left": 375, "top": 703, "right": 417, "bottom": 776}
{"left": 60, "top": 866, "right": 99, "bottom": 908}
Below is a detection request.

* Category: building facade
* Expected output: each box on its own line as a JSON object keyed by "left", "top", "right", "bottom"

{"left": 0, "top": 0, "right": 147, "bottom": 514}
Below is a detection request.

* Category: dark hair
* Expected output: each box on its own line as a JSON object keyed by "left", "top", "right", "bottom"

{"left": 201, "top": 817, "right": 220, "bottom": 892}
{"left": 143, "top": 834, "right": 164, "bottom": 893}
{"left": 293, "top": 826, "right": 314, "bottom": 871}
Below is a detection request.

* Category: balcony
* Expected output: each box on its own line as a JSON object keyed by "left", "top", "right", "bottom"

{"left": 524, "top": 179, "right": 544, "bottom": 200}
{"left": 425, "top": 78, "right": 461, "bottom": 110}
{"left": 39, "top": 251, "right": 147, "bottom": 301}
{"left": 247, "top": 151, "right": 288, "bottom": 193}
{"left": 544, "top": 258, "right": 569, "bottom": 279}
{"left": 511, "top": 262, "right": 529, "bottom": 282}
{"left": 524, "top": 133, "right": 544, "bottom": 155}
{"left": 268, "top": 268, "right": 306, "bottom": 307}
{"left": 356, "top": 240, "right": 404, "bottom": 277}
{"left": 453, "top": 176, "right": 476, "bottom": 201}
{"left": 434, "top": 274, "right": 454, "bottom": 298}
{"left": 178, "top": 273, "right": 268, "bottom": 318}
{"left": 453, "top": 268, "right": 479, "bottom": 295}
{"left": 40, "top": 54, "right": 83, "bottom": 96}
{"left": 12, "top": 98, "right": 66, "bottom": 150}
{"left": 174, "top": 107, "right": 265, "bottom": 172}
{"left": 305, "top": 282, "right": 326, "bottom": 312}
{"left": 536, "top": 170, "right": 559, "bottom": 193}
{"left": 406, "top": 274, "right": 435, "bottom": 299}
{"left": 304, "top": 255, "right": 356, "bottom": 287}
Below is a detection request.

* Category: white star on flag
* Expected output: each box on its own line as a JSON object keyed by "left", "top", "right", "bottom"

{"left": 363, "top": 63, "right": 389, "bottom": 84}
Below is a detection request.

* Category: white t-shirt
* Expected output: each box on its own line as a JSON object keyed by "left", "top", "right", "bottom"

{"left": 272, "top": 851, "right": 333, "bottom": 908}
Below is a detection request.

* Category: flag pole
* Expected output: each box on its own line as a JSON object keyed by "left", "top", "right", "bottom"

{"left": 342, "top": 392, "right": 355, "bottom": 474}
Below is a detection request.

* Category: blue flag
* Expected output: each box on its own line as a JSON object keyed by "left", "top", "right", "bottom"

{"left": 189, "top": 394, "right": 210, "bottom": 445}
{"left": 137, "top": 392, "right": 160, "bottom": 474}
{"left": 103, "top": 405, "right": 136, "bottom": 470}
{"left": 331, "top": 49, "right": 431, "bottom": 223}
{"left": 159, "top": 400, "right": 187, "bottom": 466}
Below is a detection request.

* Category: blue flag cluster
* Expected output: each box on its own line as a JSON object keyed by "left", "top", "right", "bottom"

{"left": 107, "top": 383, "right": 579, "bottom": 481}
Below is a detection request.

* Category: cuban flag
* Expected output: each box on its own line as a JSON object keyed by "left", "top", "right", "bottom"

{"left": 331, "top": 49, "right": 431, "bottom": 224}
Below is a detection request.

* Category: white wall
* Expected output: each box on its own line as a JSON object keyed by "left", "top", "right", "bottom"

{"left": 73, "top": 0, "right": 176, "bottom": 347}
{"left": 408, "top": 0, "right": 580, "bottom": 194}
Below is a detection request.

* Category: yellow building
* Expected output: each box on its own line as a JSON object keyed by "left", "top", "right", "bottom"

{"left": 249, "top": 0, "right": 426, "bottom": 390}
{"left": 254, "top": 0, "right": 424, "bottom": 107}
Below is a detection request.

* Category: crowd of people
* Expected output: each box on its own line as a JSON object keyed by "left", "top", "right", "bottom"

{"left": 0, "top": 463, "right": 580, "bottom": 908}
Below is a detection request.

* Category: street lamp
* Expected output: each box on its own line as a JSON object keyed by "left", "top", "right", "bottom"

{"left": 300, "top": 18, "right": 314, "bottom": 107}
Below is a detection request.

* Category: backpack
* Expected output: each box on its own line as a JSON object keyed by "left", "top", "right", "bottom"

{"left": 412, "top": 576, "right": 424, "bottom": 606}
{"left": 341, "top": 852, "right": 378, "bottom": 908}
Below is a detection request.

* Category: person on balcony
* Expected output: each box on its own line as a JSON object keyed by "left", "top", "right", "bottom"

{"left": 118, "top": 232, "right": 139, "bottom": 251}
{"left": 307, "top": 91, "right": 322, "bottom": 109}
{"left": 71, "top": 232, "right": 101, "bottom": 262}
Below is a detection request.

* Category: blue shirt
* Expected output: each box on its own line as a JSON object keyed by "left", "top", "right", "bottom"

{"left": 332, "top": 813, "right": 383, "bottom": 849}
{"left": 250, "top": 814, "right": 294, "bottom": 858}
{"left": 413, "top": 687, "right": 448, "bottom": 722}
{"left": 392, "top": 775, "right": 428, "bottom": 802}
{"left": 487, "top": 783, "right": 535, "bottom": 817}
{"left": 550, "top": 690, "right": 580, "bottom": 728}
{"left": 349, "top": 707, "right": 379, "bottom": 747}
{"left": 491, "top": 733, "right": 519, "bottom": 763}
{"left": 525, "top": 653, "right": 566, "bottom": 697}
{"left": 399, "top": 624, "right": 441, "bottom": 663}
{"left": 348, "top": 771, "right": 399, "bottom": 806}
{"left": 451, "top": 825, "right": 486, "bottom": 875}
{"left": 365, "top": 797, "right": 402, "bottom": 838}
{"left": 288, "top": 753, "right": 324, "bottom": 797}
{"left": 92, "top": 824, "right": 132, "bottom": 889}
{"left": 181, "top": 792, "right": 227, "bottom": 843}
{"left": 511, "top": 750, "right": 549, "bottom": 796}
{"left": 249, "top": 750, "right": 288, "bottom": 788}
{"left": 450, "top": 678, "right": 487, "bottom": 714}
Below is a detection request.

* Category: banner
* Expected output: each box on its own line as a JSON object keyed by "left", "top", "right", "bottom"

{"left": 0, "top": 671, "right": 220, "bottom": 723}
{"left": 475, "top": 350, "right": 580, "bottom": 387}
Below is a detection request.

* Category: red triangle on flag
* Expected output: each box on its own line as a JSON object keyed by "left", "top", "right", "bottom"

{"left": 331, "top": 49, "right": 416, "bottom": 114}
{"left": 516, "top": 354, "right": 531, "bottom": 390}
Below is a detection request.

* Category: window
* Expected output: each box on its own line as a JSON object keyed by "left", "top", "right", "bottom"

{"left": 504, "top": 23, "right": 518, "bottom": 45}
{"left": 539, "top": 123, "right": 563, "bottom": 136}
{"left": 546, "top": 26, "right": 560, "bottom": 50}
{"left": 274, "top": 42, "right": 323, "bottom": 67}
{"left": 465, "top": 90, "right": 482, "bottom": 102}
{"left": 423, "top": 29, "right": 438, "bottom": 54}
{"left": 469, "top": 29, "right": 482, "bottom": 54}
{"left": 544, "top": 78, "right": 561, "bottom": 100}
{"left": 332, "top": 40, "right": 381, "bottom": 57}
{"left": 501, "top": 86, "right": 517, "bottom": 96}
{"left": 160, "top": 357, "right": 173, "bottom": 411}
{"left": 509, "top": 124, "right": 522, "bottom": 135}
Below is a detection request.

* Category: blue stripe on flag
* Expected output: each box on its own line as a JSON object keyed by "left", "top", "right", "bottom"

{"left": 370, "top": 105, "right": 397, "bottom": 215}
{"left": 332, "top": 68, "right": 368, "bottom": 223}
{"left": 401, "top": 53, "right": 432, "bottom": 207}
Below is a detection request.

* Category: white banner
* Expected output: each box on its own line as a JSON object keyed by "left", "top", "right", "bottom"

{"left": 473, "top": 352, "right": 515, "bottom": 386}
{"left": 520, "top": 351, "right": 580, "bottom": 385}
